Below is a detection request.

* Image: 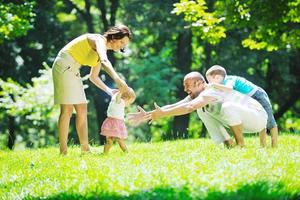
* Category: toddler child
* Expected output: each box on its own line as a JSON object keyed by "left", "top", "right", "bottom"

{"left": 101, "top": 88, "right": 136, "bottom": 154}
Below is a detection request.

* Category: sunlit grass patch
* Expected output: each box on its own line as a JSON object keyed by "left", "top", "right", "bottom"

{"left": 0, "top": 135, "right": 299, "bottom": 199}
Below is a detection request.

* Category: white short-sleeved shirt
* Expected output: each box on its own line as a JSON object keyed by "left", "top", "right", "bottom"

{"left": 199, "top": 86, "right": 265, "bottom": 117}
{"left": 107, "top": 93, "right": 125, "bottom": 120}
{"left": 195, "top": 87, "right": 267, "bottom": 143}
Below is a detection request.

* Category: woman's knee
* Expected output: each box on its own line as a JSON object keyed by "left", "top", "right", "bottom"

{"left": 60, "top": 105, "right": 73, "bottom": 118}
{"left": 74, "top": 104, "right": 88, "bottom": 117}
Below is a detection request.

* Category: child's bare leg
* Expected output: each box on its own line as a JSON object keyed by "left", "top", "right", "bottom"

{"left": 259, "top": 128, "right": 267, "bottom": 147}
{"left": 116, "top": 138, "right": 128, "bottom": 152}
{"left": 270, "top": 126, "right": 278, "bottom": 147}
{"left": 230, "top": 124, "right": 245, "bottom": 147}
{"left": 104, "top": 136, "right": 113, "bottom": 154}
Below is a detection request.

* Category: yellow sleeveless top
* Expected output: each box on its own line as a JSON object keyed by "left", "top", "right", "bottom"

{"left": 62, "top": 34, "right": 100, "bottom": 67}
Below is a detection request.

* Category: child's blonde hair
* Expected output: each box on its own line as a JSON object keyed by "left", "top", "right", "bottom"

{"left": 121, "top": 88, "right": 136, "bottom": 105}
{"left": 206, "top": 65, "right": 227, "bottom": 78}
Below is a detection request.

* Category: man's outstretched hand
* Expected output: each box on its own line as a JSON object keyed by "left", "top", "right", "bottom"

{"left": 149, "top": 102, "right": 164, "bottom": 123}
{"left": 128, "top": 106, "right": 151, "bottom": 126}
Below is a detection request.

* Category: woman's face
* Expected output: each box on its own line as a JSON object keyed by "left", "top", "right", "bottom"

{"left": 111, "top": 37, "right": 129, "bottom": 52}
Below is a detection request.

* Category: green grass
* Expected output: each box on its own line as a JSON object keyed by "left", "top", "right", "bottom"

{"left": 0, "top": 135, "right": 300, "bottom": 199}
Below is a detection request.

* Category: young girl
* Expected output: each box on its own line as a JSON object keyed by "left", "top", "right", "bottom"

{"left": 100, "top": 88, "right": 136, "bottom": 154}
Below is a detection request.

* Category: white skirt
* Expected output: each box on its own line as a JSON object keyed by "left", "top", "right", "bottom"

{"left": 52, "top": 51, "right": 88, "bottom": 104}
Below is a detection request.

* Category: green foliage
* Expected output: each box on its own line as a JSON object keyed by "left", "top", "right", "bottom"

{"left": 124, "top": 47, "right": 183, "bottom": 142}
{"left": 0, "top": 1, "right": 35, "bottom": 43}
{"left": 0, "top": 0, "right": 299, "bottom": 147}
{"left": 121, "top": 0, "right": 182, "bottom": 46}
{"left": 128, "top": 48, "right": 182, "bottom": 106}
{"left": 120, "top": 0, "right": 188, "bottom": 142}
{"left": 279, "top": 100, "right": 300, "bottom": 133}
{"left": 0, "top": 135, "right": 299, "bottom": 199}
{"left": 219, "top": 0, "right": 300, "bottom": 51}
{"left": 174, "top": 0, "right": 300, "bottom": 51}
{"left": 188, "top": 112, "right": 204, "bottom": 138}
{"left": 0, "top": 63, "right": 59, "bottom": 148}
{"left": 150, "top": 116, "right": 174, "bottom": 141}
{"left": 172, "top": 0, "right": 226, "bottom": 45}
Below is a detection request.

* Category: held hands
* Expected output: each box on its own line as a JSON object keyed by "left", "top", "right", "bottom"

{"left": 106, "top": 88, "right": 119, "bottom": 96}
{"left": 117, "top": 79, "right": 129, "bottom": 93}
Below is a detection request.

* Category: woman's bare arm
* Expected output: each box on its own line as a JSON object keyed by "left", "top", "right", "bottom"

{"left": 93, "top": 35, "right": 128, "bottom": 91}
{"left": 89, "top": 63, "right": 113, "bottom": 95}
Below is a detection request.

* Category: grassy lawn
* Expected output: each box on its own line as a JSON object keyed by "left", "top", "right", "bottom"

{"left": 0, "top": 135, "right": 299, "bottom": 199}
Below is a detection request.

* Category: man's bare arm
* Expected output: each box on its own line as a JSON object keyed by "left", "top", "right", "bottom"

{"left": 160, "top": 96, "right": 192, "bottom": 110}
{"left": 152, "top": 95, "right": 215, "bottom": 120}
{"left": 94, "top": 36, "right": 128, "bottom": 91}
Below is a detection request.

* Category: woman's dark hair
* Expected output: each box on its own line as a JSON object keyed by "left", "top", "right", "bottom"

{"left": 103, "top": 24, "right": 132, "bottom": 41}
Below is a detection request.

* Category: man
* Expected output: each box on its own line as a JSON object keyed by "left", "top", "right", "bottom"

{"left": 129, "top": 71, "right": 268, "bottom": 147}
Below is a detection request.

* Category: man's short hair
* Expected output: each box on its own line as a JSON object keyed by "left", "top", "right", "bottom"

{"left": 206, "top": 65, "right": 227, "bottom": 78}
{"left": 184, "top": 72, "right": 205, "bottom": 82}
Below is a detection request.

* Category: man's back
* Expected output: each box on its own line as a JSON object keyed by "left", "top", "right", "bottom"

{"left": 199, "top": 86, "right": 265, "bottom": 121}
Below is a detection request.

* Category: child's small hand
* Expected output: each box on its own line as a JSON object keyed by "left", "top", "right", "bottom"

{"left": 117, "top": 79, "right": 129, "bottom": 92}
{"left": 111, "top": 89, "right": 119, "bottom": 95}
{"left": 106, "top": 88, "right": 119, "bottom": 96}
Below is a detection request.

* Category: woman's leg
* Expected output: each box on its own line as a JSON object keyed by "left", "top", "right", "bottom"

{"left": 104, "top": 137, "right": 113, "bottom": 153}
{"left": 116, "top": 138, "right": 128, "bottom": 152}
{"left": 74, "top": 103, "right": 90, "bottom": 152}
{"left": 58, "top": 104, "right": 73, "bottom": 154}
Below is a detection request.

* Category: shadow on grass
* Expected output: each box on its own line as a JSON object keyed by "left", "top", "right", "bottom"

{"left": 27, "top": 181, "right": 299, "bottom": 200}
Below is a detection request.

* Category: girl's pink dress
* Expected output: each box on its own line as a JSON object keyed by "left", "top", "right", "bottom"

{"left": 101, "top": 117, "right": 127, "bottom": 139}
{"left": 100, "top": 93, "right": 128, "bottom": 139}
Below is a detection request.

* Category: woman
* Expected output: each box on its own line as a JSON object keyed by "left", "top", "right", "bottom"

{"left": 52, "top": 24, "right": 133, "bottom": 155}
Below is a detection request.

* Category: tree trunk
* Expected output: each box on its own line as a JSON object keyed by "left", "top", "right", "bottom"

{"left": 84, "top": 0, "right": 94, "bottom": 32}
{"left": 110, "top": 0, "right": 119, "bottom": 26}
{"left": 171, "top": 29, "right": 192, "bottom": 139}
{"left": 275, "top": 50, "right": 300, "bottom": 119}
{"left": 97, "top": 0, "right": 108, "bottom": 30}
{"left": 7, "top": 115, "right": 16, "bottom": 149}
{"left": 274, "top": 93, "right": 300, "bottom": 119}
